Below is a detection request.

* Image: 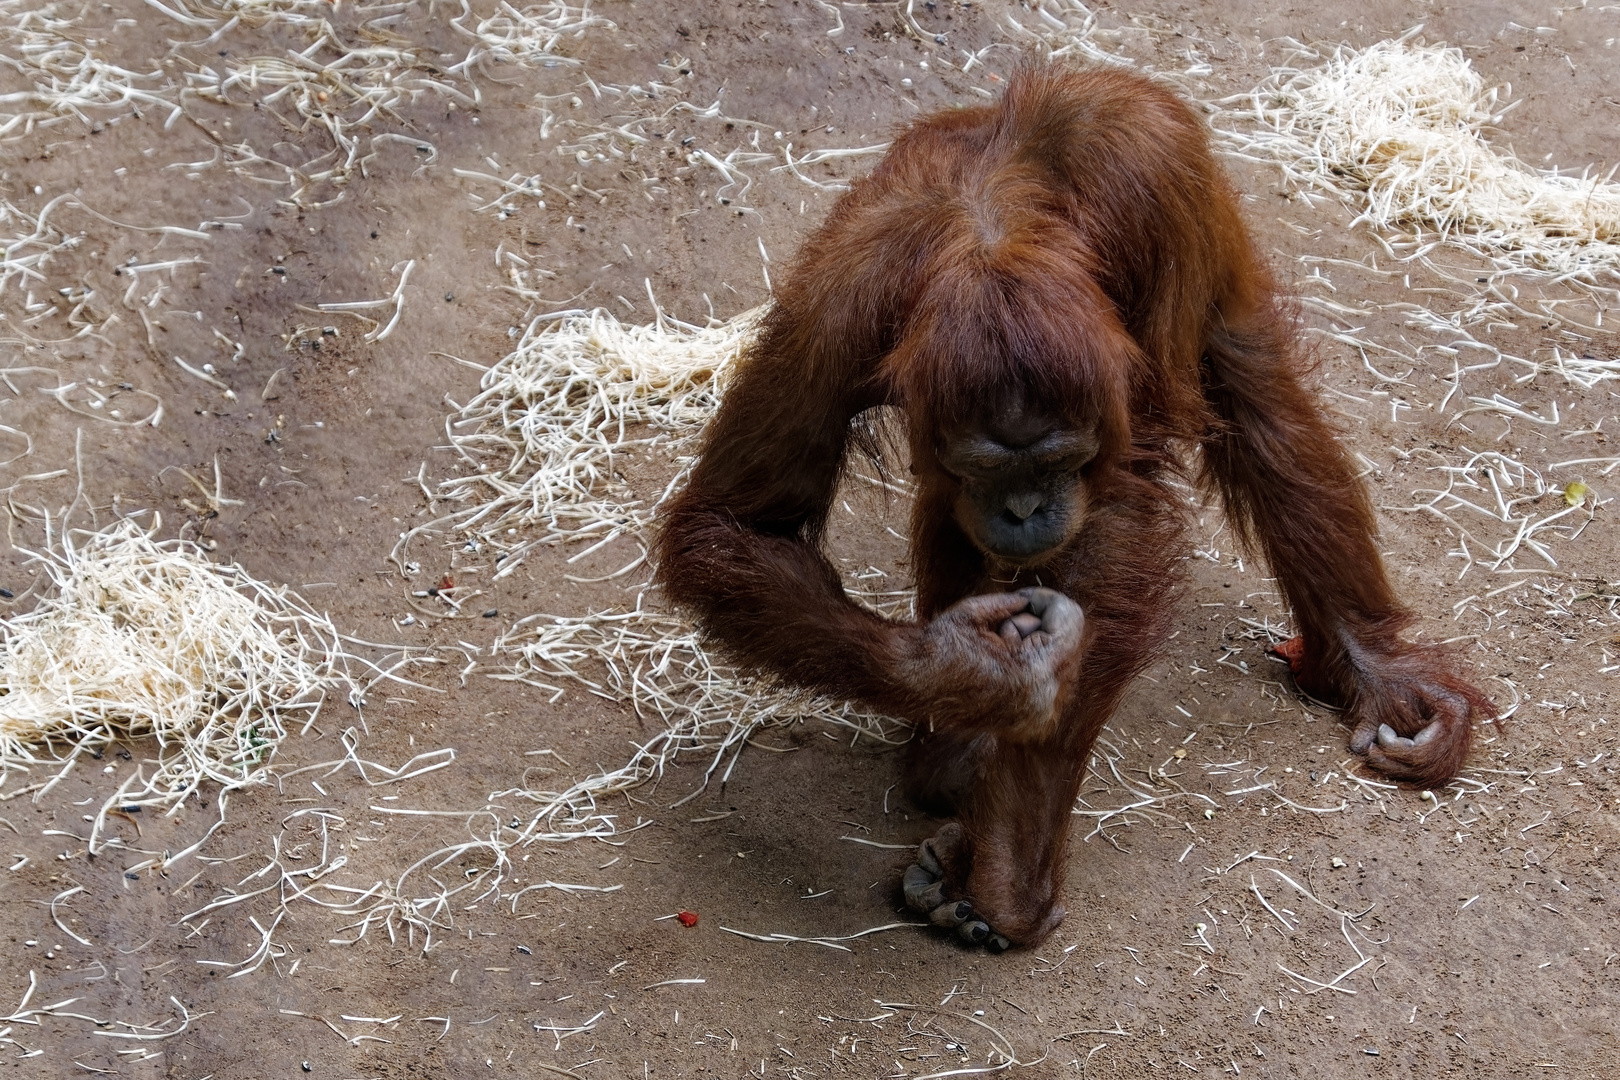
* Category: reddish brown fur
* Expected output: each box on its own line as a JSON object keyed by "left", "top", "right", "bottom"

{"left": 655, "top": 63, "right": 1494, "bottom": 946}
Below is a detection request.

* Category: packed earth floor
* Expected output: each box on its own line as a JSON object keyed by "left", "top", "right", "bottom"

{"left": 1, "top": 0, "right": 1618, "bottom": 1077}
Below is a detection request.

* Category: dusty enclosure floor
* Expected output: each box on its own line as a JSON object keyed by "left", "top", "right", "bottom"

{"left": 1, "top": 1, "right": 1618, "bottom": 1077}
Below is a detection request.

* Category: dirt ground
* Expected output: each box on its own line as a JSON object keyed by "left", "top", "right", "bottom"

{"left": 1, "top": 0, "right": 1618, "bottom": 1077}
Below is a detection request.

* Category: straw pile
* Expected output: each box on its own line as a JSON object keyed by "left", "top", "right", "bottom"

{"left": 402, "top": 303, "right": 763, "bottom": 574}
{"left": 1224, "top": 37, "right": 1620, "bottom": 276}
{"left": 0, "top": 519, "right": 351, "bottom": 838}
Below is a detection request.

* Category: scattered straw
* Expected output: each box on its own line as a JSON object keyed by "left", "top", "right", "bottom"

{"left": 0, "top": 517, "right": 355, "bottom": 847}
{"left": 350, "top": 304, "right": 917, "bottom": 949}
{"left": 491, "top": 604, "right": 907, "bottom": 809}
{"left": 1219, "top": 35, "right": 1620, "bottom": 279}
{"left": 448, "top": 0, "right": 615, "bottom": 74}
{"left": 1387, "top": 447, "right": 1601, "bottom": 577}
{"left": 0, "top": 197, "right": 77, "bottom": 298}
{"left": 0, "top": 2, "right": 176, "bottom": 137}
{"left": 876, "top": 1001, "right": 1025, "bottom": 1079}
{"left": 315, "top": 259, "right": 416, "bottom": 343}
{"left": 1006, "top": 0, "right": 1134, "bottom": 67}
{"left": 173, "top": 18, "right": 470, "bottom": 203}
